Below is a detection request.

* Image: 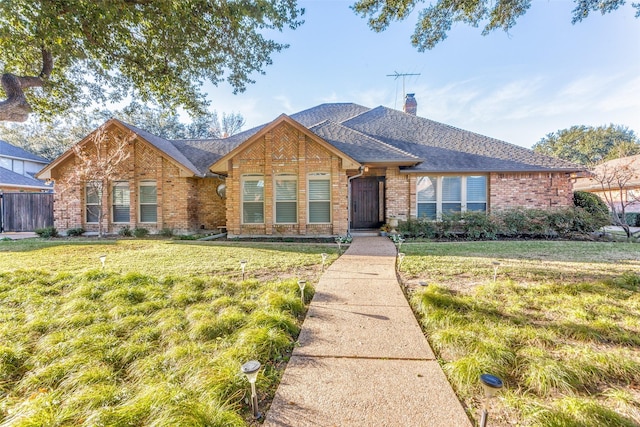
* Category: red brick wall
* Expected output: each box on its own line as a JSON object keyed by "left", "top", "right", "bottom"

{"left": 490, "top": 172, "right": 573, "bottom": 210}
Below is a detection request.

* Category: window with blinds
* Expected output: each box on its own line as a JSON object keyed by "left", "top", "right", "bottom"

{"left": 417, "top": 176, "right": 437, "bottom": 220}
{"left": 308, "top": 173, "right": 331, "bottom": 223}
{"left": 242, "top": 175, "right": 264, "bottom": 224}
{"left": 275, "top": 174, "right": 297, "bottom": 223}
{"left": 416, "top": 175, "right": 487, "bottom": 219}
{"left": 139, "top": 182, "right": 157, "bottom": 223}
{"left": 112, "top": 182, "right": 130, "bottom": 223}
{"left": 466, "top": 176, "right": 487, "bottom": 212}
{"left": 85, "top": 181, "right": 101, "bottom": 223}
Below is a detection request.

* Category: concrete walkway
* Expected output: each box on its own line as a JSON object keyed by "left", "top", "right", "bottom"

{"left": 264, "top": 237, "right": 472, "bottom": 427}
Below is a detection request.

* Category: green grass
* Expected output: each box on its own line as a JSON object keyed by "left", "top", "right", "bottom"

{"left": 0, "top": 239, "right": 330, "bottom": 426}
{"left": 400, "top": 241, "right": 640, "bottom": 426}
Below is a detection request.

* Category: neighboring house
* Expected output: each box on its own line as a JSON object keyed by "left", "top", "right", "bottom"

{"left": 37, "top": 96, "right": 582, "bottom": 236}
{"left": 0, "top": 140, "right": 51, "bottom": 193}
{"left": 573, "top": 154, "right": 640, "bottom": 213}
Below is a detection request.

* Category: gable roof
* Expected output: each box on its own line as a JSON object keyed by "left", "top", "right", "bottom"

{"left": 0, "top": 140, "right": 50, "bottom": 163}
{"left": 209, "top": 114, "right": 361, "bottom": 173}
{"left": 0, "top": 167, "right": 51, "bottom": 190}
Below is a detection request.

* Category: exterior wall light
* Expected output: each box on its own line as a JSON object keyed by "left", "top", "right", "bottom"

{"left": 479, "top": 373, "right": 503, "bottom": 427}
{"left": 241, "top": 360, "right": 262, "bottom": 419}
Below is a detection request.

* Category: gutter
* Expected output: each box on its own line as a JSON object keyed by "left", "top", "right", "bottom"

{"left": 347, "top": 165, "right": 365, "bottom": 235}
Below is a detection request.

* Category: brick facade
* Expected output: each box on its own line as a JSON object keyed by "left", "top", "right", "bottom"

{"left": 489, "top": 172, "right": 573, "bottom": 210}
{"left": 226, "top": 122, "right": 349, "bottom": 237}
{"left": 50, "top": 135, "right": 225, "bottom": 235}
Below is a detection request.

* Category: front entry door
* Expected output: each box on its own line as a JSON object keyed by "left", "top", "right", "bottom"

{"left": 351, "top": 177, "right": 383, "bottom": 229}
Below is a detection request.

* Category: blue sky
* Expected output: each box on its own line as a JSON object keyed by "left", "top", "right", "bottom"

{"left": 202, "top": 0, "right": 640, "bottom": 149}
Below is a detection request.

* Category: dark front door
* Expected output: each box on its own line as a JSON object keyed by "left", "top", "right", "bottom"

{"left": 351, "top": 177, "right": 383, "bottom": 229}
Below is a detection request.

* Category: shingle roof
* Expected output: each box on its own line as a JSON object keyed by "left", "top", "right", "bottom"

{"left": 116, "top": 102, "right": 583, "bottom": 175}
{"left": 0, "top": 167, "right": 51, "bottom": 189}
{"left": 341, "top": 107, "right": 580, "bottom": 172}
{"left": 309, "top": 120, "right": 419, "bottom": 164}
{"left": 0, "top": 140, "right": 50, "bottom": 163}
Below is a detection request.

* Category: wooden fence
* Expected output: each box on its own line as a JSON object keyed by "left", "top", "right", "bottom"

{"left": 0, "top": 192, "right": 54, "bottom": 232}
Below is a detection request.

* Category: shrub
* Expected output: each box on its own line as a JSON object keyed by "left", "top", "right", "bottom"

{"left": 458, "top": 211, "right": 500, "bottom": 240}
{"left": 159, "top": 228, "right": 174, "bottom": 237}
{"left": 133, "top": 227, "right": 149, "bottom": 238}
{"left": 573, "top": 191, "right": 608, "bottom": 216}
{"left": 34, "top": 226, "right": 58, "bottom": 238}
{"left": 397, "top": 218, "right": 436, "bottom": 238}
{"left": 118, "top": 226, "right": 133, "bottom": 237}
{"left": 66, "top": 227, "right": 85, "bottom": 237}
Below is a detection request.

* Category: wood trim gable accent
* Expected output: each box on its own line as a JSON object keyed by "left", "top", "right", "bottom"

{"left": 208, "top": 114, "right": 361, "bottom": 174}
{"left": 36, "top": 119, "right": 195, "bottom": 180}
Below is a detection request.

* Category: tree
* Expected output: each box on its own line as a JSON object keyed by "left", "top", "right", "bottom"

{"left": 352, "top": 0, "right": 639, "bottom": 50}
{"left": 0, "top": 104, "right": 246, "bottom": 159}
{"left": 588, "top": 156, "right": 640, "bottom": 238}
{"left": 532, "top": 124, "right": 640, "bottom": 165}
{"left": 0, "top": 1, "right": 303, "bottom": 122}
{"left": 68, "top": 126, "right": 134, "bottom": 237}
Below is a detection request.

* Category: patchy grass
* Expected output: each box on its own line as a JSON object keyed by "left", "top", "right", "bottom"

{"left": 400, "top": 241, "right": 640, "bottom": 426}
{"left": 0, "top": 239, "right": 331, "bottom": 426}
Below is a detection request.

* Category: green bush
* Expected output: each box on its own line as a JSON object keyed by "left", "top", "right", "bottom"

{"left": 458, "top": 211, "right": 500, "bottom": 240}
{"left": 397, "top": 218, "right": 436, "bottom": 238}
{"left": 133, "top": 227, "right": 149, "bottom": 238}
{"left": 573, "top": 191, "right": 608, "bottom": 216}
{"left": 66, "top": 227, "right": 85, "bottom": 237}
{"left": 159, "top": 228, "right": 174, "bottom": 237}
{"left": 118, "top": 226, "right": 133, "bottom": 237}
{"left": 34, "top": 226, "right": 59, "bottom": 238}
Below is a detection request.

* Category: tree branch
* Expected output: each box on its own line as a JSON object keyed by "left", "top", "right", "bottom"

{"left": 0, "top": 48, "right": 53, "bottom": 122}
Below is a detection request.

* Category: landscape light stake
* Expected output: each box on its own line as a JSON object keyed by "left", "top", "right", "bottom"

{"left": 99, "top": 254, "right": 106, "bottom": 270}
{"left": 321, "top": 253, "right": 328, "bottom": 271}
{"left": 479, "top": 374, "right": 503, "bottom": 427}
{"left": 298, "top": 280, "right": 307, "bottom": 305}
{"left": 240, "top": 260, "right": 247, "bottom": 281}
{"left": 241, "top": 360, "right": 262, "bottom": 419}
{"left": 397, "top": 252, "right": 405, "bottom": 271}
{"left": 492, "top": 262, "right": 500, "bottom": 282}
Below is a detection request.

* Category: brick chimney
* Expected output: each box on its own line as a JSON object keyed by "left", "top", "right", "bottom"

{"left": 403, "top": 93, "right": 417, "bottom": 115}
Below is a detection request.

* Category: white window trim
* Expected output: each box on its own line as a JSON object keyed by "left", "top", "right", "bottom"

{"left": 138, "top": 181, "right": 158, "bottom": 223}
{"left": 307, "top": 172, "right": 332, "bottom": 224}
{"left": 241, "top": 174, "right": 265, "bottom": 225}
{"left": 274, "top": 174, "right": 298, "bottom": 224}
{"left": 112, "top": 181, "right": 131, "bottom": 224}
{"left": 417, "top": 175, "right": 487, "bottom": 219}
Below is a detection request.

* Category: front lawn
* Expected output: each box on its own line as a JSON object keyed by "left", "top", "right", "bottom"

{"left": 400, "top": 241, "right": 640, "bottom": 426}
{"left": 0, "top": 239, "right": 334, "bottom": 426}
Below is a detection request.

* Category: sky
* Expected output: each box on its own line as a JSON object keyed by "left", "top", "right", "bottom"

{"left": 201, "top": 0, "right": 640, "bottom": 149}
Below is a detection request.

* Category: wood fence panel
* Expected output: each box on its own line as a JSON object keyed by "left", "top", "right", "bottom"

{"left": 1, "top": 193, "right": 54, "bottom": 232}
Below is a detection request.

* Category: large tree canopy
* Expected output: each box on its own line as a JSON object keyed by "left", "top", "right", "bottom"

{"left": 532, "top": 124, "right": 640, "bottom": 165}
{"left": 352, "top": 0, "right": 639, "bottom": 50}
{"left": 0, "top": 0, "right": 303, "bottom": 122}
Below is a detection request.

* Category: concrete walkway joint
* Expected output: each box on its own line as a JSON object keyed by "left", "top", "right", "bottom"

{"left": 264, "top": 237, "right": 472, "bottom": 427}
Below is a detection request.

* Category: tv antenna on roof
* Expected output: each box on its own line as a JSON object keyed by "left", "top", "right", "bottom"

{"left": 387, "top": 71, "right": 421, "bottom": 109}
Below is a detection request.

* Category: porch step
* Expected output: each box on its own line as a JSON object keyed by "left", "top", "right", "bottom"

{"left": 350, "top": 229, "right": 380, "bottom": 237}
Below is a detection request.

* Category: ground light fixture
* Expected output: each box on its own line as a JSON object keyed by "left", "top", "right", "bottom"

{"left": 240, "top": 260, "right": 248, "bottom": 280}
{"left": 479, "top": 374, "right": 504, "bottom": 427}
{"left": 492, "top": 262, "right": 501, "bottom": 282}
{"left": 241, "top": 360, "right": 262, "bottom": 419}
{"left": 397, "top": 252, "right": 405, "bottom": 271}
{"left": 99, "top": 254, "right": 106, "bottom": 269}
{"left": 321, "top": 253, "right": 328, "bottom": 271}
{"left": 298, "top": 280, "right": 307, "bottom": 305}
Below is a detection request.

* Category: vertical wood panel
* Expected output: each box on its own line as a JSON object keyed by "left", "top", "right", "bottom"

{"left": 1, "top": 193, "right": 54, "bottom": 232}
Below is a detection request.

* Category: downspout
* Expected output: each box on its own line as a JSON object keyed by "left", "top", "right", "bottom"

{"left": 347, "top": 165, "right": 365, "bottom": 236}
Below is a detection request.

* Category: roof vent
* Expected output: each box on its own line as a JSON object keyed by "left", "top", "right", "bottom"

{"left": 403, "top": 93, "right": 417, "bottom": 116}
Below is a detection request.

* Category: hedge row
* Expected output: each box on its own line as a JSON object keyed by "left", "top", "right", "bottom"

{"left": 396, "top": 207, "right": 610, "bottom": 240}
